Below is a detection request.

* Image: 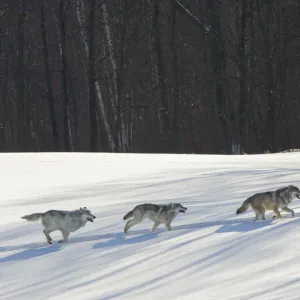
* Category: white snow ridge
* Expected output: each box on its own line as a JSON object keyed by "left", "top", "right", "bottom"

{"left": 1, "top": 152, "right": 300, "bottom": 300}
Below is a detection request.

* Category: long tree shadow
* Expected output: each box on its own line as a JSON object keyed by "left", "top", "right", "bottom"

{"left": 85, "top": 218, "right": 275, "bottom": 250}
{"left": 1, "top": 215, "right": 293, "bottom": 263}
{"left": 0, "top": 242, "right": 51, "bottom": 253}
{"left": 0, "top": 244, "right": 61, "bottom": 263}
{"left": 95, "top": 218, "right": 300, "bottom": 300}
{"left": 92, "top": 231, "right": 159, "bottom": 249}
{"left": 173, "top": 213, "right": 300, "bottom": 234}
{"left": 0, "top": 228, "right": 161, "bottom": 255}
{"left": 172, "top": 218, "right": 274, "bottom": 233}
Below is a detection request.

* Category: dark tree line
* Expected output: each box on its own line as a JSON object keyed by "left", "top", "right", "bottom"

{"left": 0, "top": 0, "right": 300, "bottom": 154}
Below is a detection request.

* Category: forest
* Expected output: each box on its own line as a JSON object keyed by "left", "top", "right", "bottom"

{"left": 0, "top": 0, "right": 299, "bottom": 154}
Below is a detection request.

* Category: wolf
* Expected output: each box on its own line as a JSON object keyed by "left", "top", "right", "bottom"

{"left": 123, "top": 203, "right": 187, "bottom": 233}
{"left": 21, "top": 207, "right": 96, "bottom": 244}
{"left": 236, "top": 185, "right": 300, "bottom": 221}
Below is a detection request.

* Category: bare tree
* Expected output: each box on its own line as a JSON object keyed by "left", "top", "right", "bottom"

{"left": 57, "top": 0, "right": 73, "bottom": 151}
{"left": 1, "top": 0, "right": 300, "bottom": 154}
{"left": 76, "top": 0, "right": 115, "bottom": 151}
{"left": 87, "top": 0, "right": 97, "bottom": 151}
{"left": 40, "top": 0, "right": 59, "bottom": 150}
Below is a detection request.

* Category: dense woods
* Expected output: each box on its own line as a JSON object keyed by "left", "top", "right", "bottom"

{"left": 0, "top": 0, "right": 299, "bottom": 154}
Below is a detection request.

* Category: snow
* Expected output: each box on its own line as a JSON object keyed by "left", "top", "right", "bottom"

{"left": 1, "top": 152, "right": 300, "bottom": 300}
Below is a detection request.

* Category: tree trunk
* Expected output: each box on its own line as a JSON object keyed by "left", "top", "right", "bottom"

{"left": 58, "top": 0, "right": 73, "bottom": 151}
{"left": 88, "top": 0, "right": 98, "bottom": 151}
{"left": 238, "top": 0, "right": 247, "bottom": 152}
{"left": 0, "top": 56, "right": 8, "bottom": 151}
{"left": 153, "top": 0, "right": 169, "bottom": 136}
{"left": 76, "top": 0, "right": 115, "bottom": 151}
{"left": 207, "top": 0, "right": 230, "bottom": 152}
{"left": 40, "top": 0, "right": 59, "bottom": 151}
{"left": 101, "top": 2, "right": 128, "bottom": 152}
{"left": 170, "top": 0, "right": 179, "bottom": 152}
{"left": 249, "top": 0, "right": 262, "bottom": 152}
{"left": 146, "top": 0, "right": 159, "bottom": 132}
{"left": 16, "top": 0, "right": 26, "bottom": 150}
{"left": 116, "top": 0, "right": 129, "bottom": 152}
{"left": 258, "top": 0, "right": 276, "bottom": 152}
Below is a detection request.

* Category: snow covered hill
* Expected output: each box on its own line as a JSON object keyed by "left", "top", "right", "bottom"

{"left": 1, "top": 152, "right": 300, "bottom": 300}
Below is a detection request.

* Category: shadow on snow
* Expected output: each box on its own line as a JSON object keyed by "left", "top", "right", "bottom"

{"left": 0, "top": 244, "right": 61, "bottom": 263}
{"left": 1, "top": 215, "right": 299, "bottom": 263}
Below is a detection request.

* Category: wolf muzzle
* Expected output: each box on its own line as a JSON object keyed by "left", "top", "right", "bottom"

{"left": 87, "top": 215, "right": 96, "bottom": 222}
{"left": 179, "top": 207, "right": 187, "bottom": 213}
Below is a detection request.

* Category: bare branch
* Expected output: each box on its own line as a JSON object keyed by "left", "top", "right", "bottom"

{"left": 172, "top": 0, "right": 213, "bottom": 34}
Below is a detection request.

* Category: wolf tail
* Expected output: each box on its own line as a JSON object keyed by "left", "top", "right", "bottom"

{"left": 21, "top": 213, "right": 43, "bottom": 222}
{"left": 236, "top": 198, "right": 250, "bottom": 215}
{"left": 123, "top": 210, "right": 134, "bottom": 220}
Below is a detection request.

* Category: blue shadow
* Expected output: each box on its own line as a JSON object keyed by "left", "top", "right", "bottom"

{"left": 0, "top": 244, "right": 61, "bottom": 263}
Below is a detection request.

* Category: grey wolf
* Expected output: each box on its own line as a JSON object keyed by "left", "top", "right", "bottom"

{"left": 21, "top": 207, "right": 96, "bottom": 244}
{"left": 236, "top": 185, "right": 300, "bottom": 221}
{"left": 123, "top": 203, "right": 187, "bottom": 233}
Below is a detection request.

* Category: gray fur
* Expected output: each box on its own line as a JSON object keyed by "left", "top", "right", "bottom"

{"left": 236, "top": 185, "right": 300, "bottom": 221}
{"left": 123, "top": 203, "right": 187, "bottom": 233}
{"left": 21, "top": 207, "right": 96, "bottom": 244}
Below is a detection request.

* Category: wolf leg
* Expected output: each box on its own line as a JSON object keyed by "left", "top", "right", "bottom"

{"left": 281, "top": 206, "right": 295, "bottom": 217}
{"left": 59, "top": 230, "right": 70, "bottom": 243}
{"left": 151, "top": 222, "right": 160, "bottom": 232}
{"left": 124, "top": 209, "right": 144, "bottom": 234}
{"left": 43, "top": 229, "right": 53, "bottom": 244}
{"left": 253, "top": 209, "right": 261, "bottom": 221}
{"left": 259, "top": 207, "right": 266, "bottom": 220}
{"left": 124, "top": 220, "right": 141, "bottom": 233}
{"left": 165, "top": 221, "right": 172, "bottom": 231}
{"left": 272, "top": 207, "right": 282, "bottom": 219}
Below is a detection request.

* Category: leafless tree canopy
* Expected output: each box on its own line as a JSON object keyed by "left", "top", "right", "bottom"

{"left": 0, "top": 0, "right": 299, "bottom": 154}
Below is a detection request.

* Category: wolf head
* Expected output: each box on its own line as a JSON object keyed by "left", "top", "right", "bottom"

{"left": 79, "top": 207, "right": 96, "bottom": 222}
{"left": 169, "top": 203, "right": 187, "bottom": 214}
{"left": 288, "top": 185, "right": 300, "bottom": 199}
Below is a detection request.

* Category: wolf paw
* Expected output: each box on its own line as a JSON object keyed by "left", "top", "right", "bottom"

{"left": 272, "top": 215, "right": 281, "bottom": 219}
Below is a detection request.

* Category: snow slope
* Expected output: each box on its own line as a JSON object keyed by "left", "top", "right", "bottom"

{"left": 1, "top": 152, "right": 300, "bottom": 300}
